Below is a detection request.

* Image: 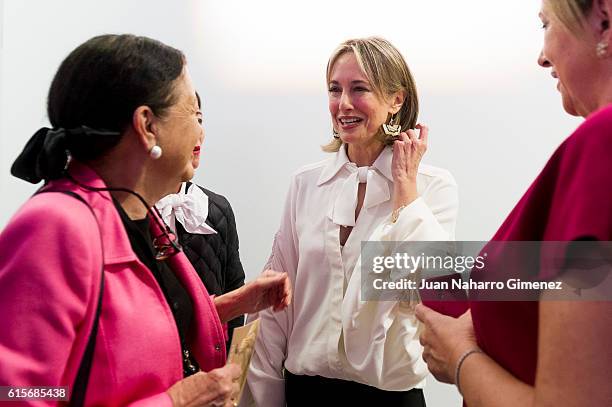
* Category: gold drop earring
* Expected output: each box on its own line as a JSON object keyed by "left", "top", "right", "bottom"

{"left": 382, "top": 113, "right": 401, "bottom": 137}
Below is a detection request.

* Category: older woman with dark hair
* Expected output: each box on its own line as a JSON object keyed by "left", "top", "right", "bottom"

{"left": 416, "top": 1, "right": 612, "bottom": 406}
{"left": 0, "top": 34, "right": 290, "bottom": 407}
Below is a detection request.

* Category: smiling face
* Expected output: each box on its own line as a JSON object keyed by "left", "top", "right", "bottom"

{"left": 328, "top": 52, "right": 397, "bottom": 147}
{"left": 538, "top": 0, "right": 606, "bottom": 116}
{"left": 155, "top": 66, "right": 204, "bottom": 183}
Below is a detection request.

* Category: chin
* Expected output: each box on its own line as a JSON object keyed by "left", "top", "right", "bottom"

{"left": 561, "top": 95, "right": 580, "bottom": 117}
{"left": 180, "top": 167, "right": 195, "bottom": 183}
{"left": 192, "top": 156, "right": 201, "bottom": 169}
{"left": 340, "top": 131, "right": 365, "bottom": 144}
{"left": 558, "top": 84, "right": 581, "bottom": 117}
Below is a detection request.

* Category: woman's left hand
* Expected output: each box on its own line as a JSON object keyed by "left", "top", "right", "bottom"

{"left": 241, "top": 270, "right": 292, "bottom": 314}
{"left": 391, "top": 124, "right": 428, "bottom": 183}
{"left": 415, "top": 304, "right": 477, "bottom": 384}
{"left": 391, "top": 124, "right": 428, "bottom": 208}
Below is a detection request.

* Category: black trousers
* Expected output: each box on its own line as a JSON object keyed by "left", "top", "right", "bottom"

{"left": 285, "top": 370, "right": 426, "bottom": 407}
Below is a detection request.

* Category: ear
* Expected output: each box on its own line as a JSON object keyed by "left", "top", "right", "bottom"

{"left": 389, "top": 90, "right": 406, "bottom": 115}
{"left": 131, "top": 106, "right": 159, "bottom": 151}
{"left": 592, "top": 0, "right": 611, "bottom": 40}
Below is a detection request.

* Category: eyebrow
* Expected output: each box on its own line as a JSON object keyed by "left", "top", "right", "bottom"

{"left": 329, "top": 80, "right": 370, "bottom": 86}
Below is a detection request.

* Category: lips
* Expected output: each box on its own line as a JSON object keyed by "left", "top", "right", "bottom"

{"left": 193, "top": 146, "right": 201, "bottom": 155}
{"left": 338, "top": 116, "right": 363, "bottom": 129}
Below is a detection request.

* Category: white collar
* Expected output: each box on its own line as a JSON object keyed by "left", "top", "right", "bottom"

{"left": 155, "top": 182, "right": 218, "bottom": 236}
{"left": 317, "top": 144, "right": 393, "bottom": 186}
{"left": 319, "top": 145, "right": 393, "bottom": 227}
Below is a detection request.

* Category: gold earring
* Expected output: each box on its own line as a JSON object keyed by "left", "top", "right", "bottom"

{"left": 596, "top": 41, "right": 609, "bottom": 58}
{"left": 382, "top": 113, "right": 401, "bottom": 137}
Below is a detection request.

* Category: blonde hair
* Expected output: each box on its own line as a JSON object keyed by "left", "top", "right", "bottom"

{"left": 322, "top": 37, "right": 419, "bottom": 153}
{"left": 547, "top": 0, "right": 594, "bottom": 34}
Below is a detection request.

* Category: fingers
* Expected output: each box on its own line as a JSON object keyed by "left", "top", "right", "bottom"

{"left": 273, "top": 273, "right": 292, "bottom": 311}
{"left": 415, "top": 123, "right": 429, "bottom": 144}
{"left": 210, "top": 364, "right": 241, "bottom": 405}
{"left": 281, "top": 274, "right": 292, "bottom": 306}
{"left": 225, "top": 363, "right": 242, "bottom": 380}
{"left": 415, "top": 303, "right": 432, "bottom": 324}
{"left": 168, "top": 365, "right": 241, "bottom": 407}
{"left": 392, "top": 132, "right": 408, "bottom": 163}
{"left": 418, "top": 324, "right": 429, "bottom": 346}
{"left": 259, "top": 270, "right": 292, "bottom": 312}
{"left": 458, "top": 309, "right": 472, "bottom": 322}
{"left": 406, "top": 128, "right": 418, "bottom": 145}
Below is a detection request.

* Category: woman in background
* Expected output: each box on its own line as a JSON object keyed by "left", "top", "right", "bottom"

{"left": 416, "top": 1, "right": 612, "bottom": 406}
{"left": 157, "top": 92, "right": 246, "bottom": 350}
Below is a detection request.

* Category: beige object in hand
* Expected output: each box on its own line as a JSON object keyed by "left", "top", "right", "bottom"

{"left": 227, "top": 319, "right": 261, "bottom": 402}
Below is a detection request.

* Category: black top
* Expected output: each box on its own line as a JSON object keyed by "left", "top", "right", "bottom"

{"left": 113, "top": 199, "right": 199, "bottom": 377}
{"left": 178, "top": 183, "right": 246, "bottom": 349}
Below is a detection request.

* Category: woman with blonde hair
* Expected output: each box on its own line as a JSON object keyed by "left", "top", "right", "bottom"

{"left": 416, "top": 1, "right": 612, "bottom": 406}
{"left": 244, "top": 37, "right": 458, "bottom": 406}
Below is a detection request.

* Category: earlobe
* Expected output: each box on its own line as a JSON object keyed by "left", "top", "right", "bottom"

{"left": 132, "top": 106, "right": 158, "bottom": 150}
{"left": 391, "top": 91, "right": 406, "bottom": 114}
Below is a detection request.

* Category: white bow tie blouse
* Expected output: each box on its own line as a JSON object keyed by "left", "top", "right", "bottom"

{"left": 243, "top": 146, "right": 458, "bottom": 407}
{"left": 155, "top": 182, "right": 218, "bottom": 239}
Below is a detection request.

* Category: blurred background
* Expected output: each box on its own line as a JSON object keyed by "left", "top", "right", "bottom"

{"left": 0, "top": 1, "right": 582, "bottom": 404}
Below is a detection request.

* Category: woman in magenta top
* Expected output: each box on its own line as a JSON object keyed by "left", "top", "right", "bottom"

{"left": 0, "top": 34, "right": 290, "bottom": 407}
{"left": 416, "top": 1, "right": 612, "bottom": 406}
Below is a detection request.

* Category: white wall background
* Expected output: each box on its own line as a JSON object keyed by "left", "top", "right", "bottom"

{"left": 0, "top": 1, "right": 582, "bottom": 405}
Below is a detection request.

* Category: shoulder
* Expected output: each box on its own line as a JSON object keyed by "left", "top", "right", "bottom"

{"left": 292, "top": 157, "right": 333, "bottom": 181}
{"left": 190, "top": 185, "right": 237, "bottom": 229}
{"left": 583, "top": 103, "right": 612, "bottom": 131}
{"left": 417, "top": 163, "right": 457, "bottom": 188}
{"left": 549, "top": 104, "right": 612, "bottom": 181}
{"left": 196, "top": 185, "right": 232, "bottom": 209}
{"left": 1, "top": 192, "right": 101, "bottom": 281}
{"left": 565, "top": 104, "right": 612, "bottom": 152}
{"left": 8, "top": 191, "right": 97, "bottom": 235}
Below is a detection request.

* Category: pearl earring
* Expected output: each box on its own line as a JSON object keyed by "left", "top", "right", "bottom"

{"left": 149, "top": 145, "right": 162, "bottom": 160}
{"left": 596, "top": 41, "right": 609, "bottom": 58}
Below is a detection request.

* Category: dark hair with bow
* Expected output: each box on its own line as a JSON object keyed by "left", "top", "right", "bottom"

{"left": 12, "top": 34, "right": 185, "bottom": 183}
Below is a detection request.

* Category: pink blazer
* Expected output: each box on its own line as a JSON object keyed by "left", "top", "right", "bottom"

{"left": 0, "top": 163, "right": 227, "bottom": 406}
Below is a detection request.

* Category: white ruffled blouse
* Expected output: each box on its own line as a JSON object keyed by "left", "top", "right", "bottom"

{"left": 243, "top": 146, "right": 458, "bottom": 406}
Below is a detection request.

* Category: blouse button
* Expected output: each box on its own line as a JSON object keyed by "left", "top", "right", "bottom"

{"left": 215, "top": 344, "right": 222, "bottom": 351}
{"left": 172, "top": 301, "right": 180, "bottom": 311}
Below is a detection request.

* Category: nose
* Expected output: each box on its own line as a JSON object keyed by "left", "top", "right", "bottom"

{"left": 538, "top": 49, "right": 551, "bottom": 68}
{"left": 339, "top": 90, "right": 353, "bottom": 112}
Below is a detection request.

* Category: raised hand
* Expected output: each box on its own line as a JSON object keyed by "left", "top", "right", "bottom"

{"left": 391, "top": 124, "right": 428, "bottom": 209}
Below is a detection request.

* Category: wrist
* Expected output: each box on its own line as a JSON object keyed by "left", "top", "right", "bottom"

{"left": 215, "top": 287, "right": 246, "bottom": 323}
{"left": 393, "top": 173, "right": 417, "bottom": 186}
{"left": 393, "top": 178, "right": 417, "bottom": 208}
{"left": 454, "top": 347, "right": 483, "bottom": 395}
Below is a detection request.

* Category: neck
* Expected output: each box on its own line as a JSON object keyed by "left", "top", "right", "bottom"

{"left": 346, "top": 140, "right": 385, "bottom": 166}
{"left": 88, "top": 153, "right": 177, "bottom": 220}
{"left": 593, "top": 86, "right": 612, "bottom": 116}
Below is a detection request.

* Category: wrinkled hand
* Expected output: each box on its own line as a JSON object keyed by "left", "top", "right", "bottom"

{"left": 415, "top": 304, "right": 477, "bottom": 384}
{"left": 167, "top": 363, "right": 241, "bottom": 407}
{"left": 391, "top": 124, "right": 428, "bottom": 183}
{"left": 242, "top": 270, "right": 292, "bottom": 314}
